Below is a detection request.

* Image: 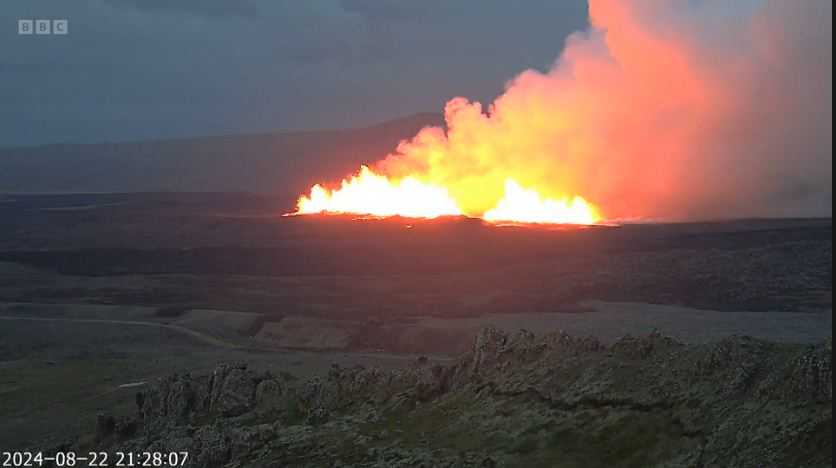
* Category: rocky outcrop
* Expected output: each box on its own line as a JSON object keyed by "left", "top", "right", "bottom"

{"left": 83, "top": 329, "right": 831, "bottom": 468}
{"left": 785, "top": 340, "right": 833, "bottom": 402}
{"left": 207, "top": 363, "right": 259, "bottom": 417}
{"left": 137, "top": 372, "right": 202, "bottom": 425}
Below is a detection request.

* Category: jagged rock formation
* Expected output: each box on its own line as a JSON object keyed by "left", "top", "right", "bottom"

{"left": 80, "top": 329, "right": 832, "bottom": 467}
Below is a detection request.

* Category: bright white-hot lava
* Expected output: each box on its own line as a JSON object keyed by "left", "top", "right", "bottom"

{"left": 483, "top": 180, "right": 600, "bottom": 225}
{"left": 292, "top": 168, "right": 601, "bottom": 224}
{"left": 294, "top": 166, "right": 462, "bottom": 219}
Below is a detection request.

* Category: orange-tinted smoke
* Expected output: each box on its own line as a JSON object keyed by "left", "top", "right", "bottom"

{"left": 369, "top": 0, "right": 832, "bottom": 221}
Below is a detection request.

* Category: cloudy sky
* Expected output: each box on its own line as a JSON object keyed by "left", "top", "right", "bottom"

{"left": 0, "top": 0, "right": 588, "bottom": 146}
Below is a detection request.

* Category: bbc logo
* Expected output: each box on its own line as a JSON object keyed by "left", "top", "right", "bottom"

{"left": 18, "top": 19, "right": 69, "bottom": 35}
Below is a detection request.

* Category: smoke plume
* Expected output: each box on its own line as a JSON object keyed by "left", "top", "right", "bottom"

{"left": 375, "top": 0, "right": 832, "bottom": 221}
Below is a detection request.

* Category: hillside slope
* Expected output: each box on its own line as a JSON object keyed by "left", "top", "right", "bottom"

{"left": 0, "top": 113, "right": 442, "bottom": 198}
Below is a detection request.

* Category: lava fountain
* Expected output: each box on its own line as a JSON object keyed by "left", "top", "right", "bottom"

{"left": 294, "top": 165, "right": 462, "bottom": 219}
{"left": 289, "top": 0, "right": 830, "bottom": 224}
{"left": 291, "top": 166, "right": 602, "bottom": 225}
{"left": 483, "top": 180, "right": 600, "bottom": 225}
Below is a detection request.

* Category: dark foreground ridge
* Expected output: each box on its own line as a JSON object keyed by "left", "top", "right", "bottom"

{"left": 63, "top": 329, "right": 832, "bottom": 468}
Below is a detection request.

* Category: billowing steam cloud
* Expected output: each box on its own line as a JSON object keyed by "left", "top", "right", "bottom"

{"left": 373, "top": 0, "right": 832, "bottom": 221}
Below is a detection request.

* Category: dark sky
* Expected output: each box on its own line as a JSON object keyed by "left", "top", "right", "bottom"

{"left": 0, "top": 0, "right": 588, "bottom": 146}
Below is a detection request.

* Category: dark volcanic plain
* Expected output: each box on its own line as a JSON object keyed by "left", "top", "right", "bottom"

{"left": 0, "top": 193, "right": 831, "bottom": 466}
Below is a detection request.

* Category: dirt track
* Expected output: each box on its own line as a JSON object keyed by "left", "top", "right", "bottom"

{"left": 0, "top": 315, "right": 241, "bottom": 349}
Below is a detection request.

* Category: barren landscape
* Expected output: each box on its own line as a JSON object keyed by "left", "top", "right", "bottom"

{"left": 0, "top": 193, "right": 831, "bottom": 463}
{"left": 1, "top": 0, "right": 832, "bottom": 465}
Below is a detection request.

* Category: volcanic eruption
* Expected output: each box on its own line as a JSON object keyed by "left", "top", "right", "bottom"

{"left": 291, "top": 0, "right": 832, "bottom": 224}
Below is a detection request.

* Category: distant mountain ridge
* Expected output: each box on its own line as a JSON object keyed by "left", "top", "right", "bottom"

{"left": 0, "top": 113, "right": 443, "bottom": 198}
